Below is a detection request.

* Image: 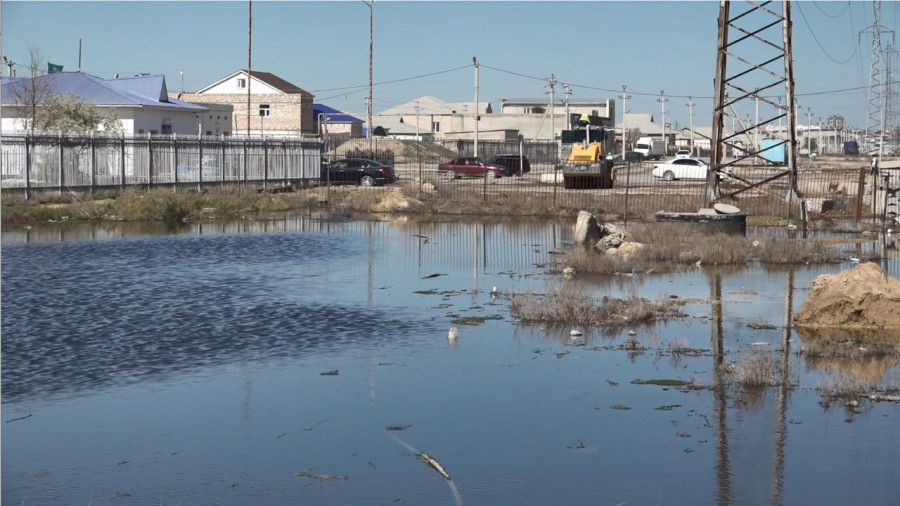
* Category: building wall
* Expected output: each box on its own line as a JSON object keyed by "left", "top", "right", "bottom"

{"left": 1, "top": 106, "right": 200, "bottom": 136}
{"left": 183, "top": 93, "right": 314, "bottom": 136}
{"left": 321, "top": 122, "right": 362, "bottom": 136}
{"left": 202, "top": 75, "right": 281, "bottom": 95}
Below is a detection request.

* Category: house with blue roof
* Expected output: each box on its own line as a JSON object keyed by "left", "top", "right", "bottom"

{"left": 313, "top": 103, "right": 363, "bottom": 138}
{"left": 1, "top": 71, "right": 220, "bottom": 135}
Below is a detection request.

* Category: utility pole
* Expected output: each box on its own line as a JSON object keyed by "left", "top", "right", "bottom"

{"left": 247, "top": 0, "right": 252, "bottom": 137}
{"left": 658, "top": 90, "right": 668, "bottom": 156}
{"left": 180, "top": 69, "right": 184, "bottom": 96}
{"left": 363, "top": 0, "right": 374, "bottom": 141}
{"left": 807, "top": 107, "right": 812, "bottom": 154}
{"left": 564, "top": 83, "right": 571, "bottom": 133}
{"left": 548, "top": 74, "right": 557, "bottom": 145}
{"left": 620, "top": 85, "right": 631, "bottom": 154}
{"left": 474, "top": 56, "right": 479, "bottom": 157}
{"left": 3, "top": 57, "right": 14, "bottom": 77}
{"left": 686, "top": 96, "right": 696, "bottom": 155}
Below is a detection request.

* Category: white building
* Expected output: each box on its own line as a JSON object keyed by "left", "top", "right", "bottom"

{"left": 0, "top": 72, "right": 209, "bottom": 135}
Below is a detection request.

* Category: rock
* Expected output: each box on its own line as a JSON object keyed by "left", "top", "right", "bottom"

{"left": 795, "top": 262, "right": 900, "bottom": 329}
{"left": 371, "top": 190, "right": 422, "bottom": 213}
{"left": 421, "top": 182, "right": 437, "bottom": 195}
{"left": 713, "top": 203, "right": 741, "bottom": 215}
{"left": 448, "top": 327, "right": 459, "bottom": 344}
{"left": 698, "top": 208, "right": 718, "bottom": 216}
{"left": 562, "top": 267, "right": 575, "bottom": 278}
{"left": 596, "top": 233, "right": 624, "bottom": 250}
{"left": 616, "top": 242, "right": 646, "bottom": 261}
{"left": 574, "top": 211, "right": 602, "bottom": 245}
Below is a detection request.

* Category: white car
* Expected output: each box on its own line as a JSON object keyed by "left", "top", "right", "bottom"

{"left": 675, "top": 149, "right": 692, "bottom": 159}
{"left": 652, "top": 157, "right": 711, "bottom": 181}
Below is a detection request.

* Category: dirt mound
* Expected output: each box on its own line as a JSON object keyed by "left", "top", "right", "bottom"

{"left": 795, "top": 262, "right": 900, "bottom": 329}
{"left": 329, "top": 139, "right": 456, "bottom": 162}
{"left": 370, "top": 189, "right": 422, "bottom": 213}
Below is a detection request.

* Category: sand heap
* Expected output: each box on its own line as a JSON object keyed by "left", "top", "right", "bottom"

{"left": 795, "top": 262, "right": 900, "bottom": 330}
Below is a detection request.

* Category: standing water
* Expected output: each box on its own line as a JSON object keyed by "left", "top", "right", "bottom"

{"left": 2, "top": 215, "right": 899, "bottom": 504}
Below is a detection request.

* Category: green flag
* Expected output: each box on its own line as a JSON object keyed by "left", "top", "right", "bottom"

{"left": 48, "top": 62, "right": 63, "bottom": 74}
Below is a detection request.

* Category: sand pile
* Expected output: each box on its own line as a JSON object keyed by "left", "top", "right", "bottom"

{"left": 795, "top": 262, "right": 900, "bottom": 330}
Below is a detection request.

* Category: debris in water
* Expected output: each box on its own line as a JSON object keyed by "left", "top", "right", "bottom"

{"left": 627, "top": 330, "right": 637, "bottom": 336}
{"left": 421, "top": 273, "right": 445, "bottom": 279}
{"left": 320, "top": 369, "right": 340, "bottom": 376}
{"left": 386, "top": 424, "right": 413, "bottom": 431}
{"left": 295, "top": 468, "right": 349, "bottom": 481}
{"left": 5, "top": 414, "right": 32, "bottom": 423}
{"left": 417, "top": 452, "right": 451, "bottom": 481}
{"left": 750, "top": 342, "right": 768, "bottom": 347}
{"left": 448, "top": 326, "right": 459, "bottom": 344}
{"left": 303, "top": 418, "right": 330, "bottom": 431}
{"left": 570, "top": 329, "right": 583, "bottom": 337}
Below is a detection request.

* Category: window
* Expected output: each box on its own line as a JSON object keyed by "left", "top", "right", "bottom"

{"left": 259, "top": 104, "right": 271, "bottom": 117}
{"left": 432, "top": 121, "right": 440, "bottom": 133}
{"left": 237, "top": 78, "right": 247, "bottom": 89}
{"left": 161, "top": 124, "right": 173, "bottom": 135}
{"left": 206, "top": 131, "right": 212, "bottom": 135}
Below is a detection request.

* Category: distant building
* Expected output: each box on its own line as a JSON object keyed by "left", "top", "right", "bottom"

{"left": 182, "top": 70, "right": 315, "bottom": 137}
{"left": 0, "top": 71, "right": 208, "bottom": 135}
{"left": 375, "top": 96, "right": 491, "bottom": 138}
{"left": 314, "top": 103, "right": 364, "bottom": 138}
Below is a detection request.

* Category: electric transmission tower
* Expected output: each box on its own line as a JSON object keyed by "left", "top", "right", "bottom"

{"left": 861, "top": 0, "right": 893, "bottom": 155}
{"left": 707, "top": 0, "right": 800, "bottom": 211}
{"left": 886, "top": 43, "right": 898, "bottom": 150}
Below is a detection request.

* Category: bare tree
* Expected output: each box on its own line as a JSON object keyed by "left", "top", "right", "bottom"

{"left": 7, "top": 44, "right": 55, "bottom": 133}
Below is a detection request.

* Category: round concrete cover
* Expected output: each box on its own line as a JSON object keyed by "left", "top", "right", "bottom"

{"left": 713, "top": 203, "right": 741, "bottom": 214}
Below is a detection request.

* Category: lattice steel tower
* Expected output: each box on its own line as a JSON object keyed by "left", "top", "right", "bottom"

{"left": 885, "top": 43, "right": 898, "bottom": 150}
{"left": 861, "top": 0, "right": 893, "bottom": 155}
{"left": 707, "top": 0, "right": 800, "bottom": 208}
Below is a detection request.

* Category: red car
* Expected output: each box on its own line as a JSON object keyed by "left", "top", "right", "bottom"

{"left": 437, "top": 157, "right": 504, "bottom": 180}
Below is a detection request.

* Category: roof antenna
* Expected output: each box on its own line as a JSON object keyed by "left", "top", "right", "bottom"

{"left": 78, "top": 38, "right": 82, "bottom": 72}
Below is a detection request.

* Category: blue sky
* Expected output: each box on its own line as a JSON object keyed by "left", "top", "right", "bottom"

{"left": 2, "top": 1, "right": 894, "bottom": 129}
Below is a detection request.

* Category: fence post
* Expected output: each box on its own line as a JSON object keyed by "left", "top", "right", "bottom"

{"left": 198, "top": 135, "right": 204, "bottom": 191}
{"left": 25, "top": 134, "right": 32, "bottom": 200}
{"left": 148, "top": 134, "right": 154, "bottom": 189}
{"left": 855, "top": 166, "right": 866, "bottom": 227}
{"left": 624, "top": 161, "right": 632, "bottom": 225}
{"left": 90, "top": 132, "right": 96, "bottom": 194}
{"left": 120, "top": 135, "right": 126, "bottom": 189}
{"left": 264, "top": 137, "right": 269, "bottom": 190}
{"left": 58, "top": 133, "right": 64, "bottom": 195}
{"left": 243, "top": 138, "right": 248, "bottom": 184}
{"left": 553, "top": 142, "right": 558, "bottom": 205}
{"left": 173, "top": 133, "right": 179, "bottom": 187}
{"left": 222, "top": 135, "right": 227, "bottom": 184}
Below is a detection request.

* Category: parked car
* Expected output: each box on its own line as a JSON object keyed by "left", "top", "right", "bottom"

{"left": 438, "top": 157, "right": 505, "bottom": 179}
{"left": 486, "top": 154, "right": 531, "bottom": 177}
{"left": 321, "top": 158, "right": 397, "bottom": 186}
{"left": 675, "top": 149, "right": 692, "bottom": 159}
{"left": 624, "top": 151, "right": 645, "bottom": 162}
{"left": 653, "top": 157, "right": 731, "bottom": 181}
{"left": 652, "top": 157, "right": 711, "bottom": 181}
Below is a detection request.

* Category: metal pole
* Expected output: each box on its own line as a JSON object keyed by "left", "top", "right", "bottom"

{"left": 658, "top": 90, "right": 668, "bottom": 157}
{"left": 564, "top": 83, "right": 571, "bottom": 137}
{"left": 474, "top": 57, "right": 479, "bottom": 158}
{"left": 549, "top": 74, "right": 556, "bottom": 147}
{"left": 120, "top": 135, "right": 126, "bottom": 188}
{"left": 807, "top": 108, "right": 812, "bottom": 155}
{"left": 363, "top": 0, "right": 374, "bottom": 140}
{"left": 25, "top": 135, "right": 32, "bottom": 200}
{"left": 755, "top": 92, "right": 760, "bottom": 152}
{"left": 58, "top": 133, "right": 64, "bottom": 194}
{"left": 620, "top": 86, "right": 631, "bottom": 156}
{"left": 247, "top": 0, "right": 252, "bottom": 138}
{"left": 687, "top": 96, "right": 695, "bottom": 156}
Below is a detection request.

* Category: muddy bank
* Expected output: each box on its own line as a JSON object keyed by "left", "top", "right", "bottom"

{"left": 795, "top": 262, "right": 900, "bottom": 330}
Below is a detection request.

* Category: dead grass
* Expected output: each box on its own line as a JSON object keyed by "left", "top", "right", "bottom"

{"left": 753, "top": 238, "right": 845, "bottom": 264}
{"left": 819, "top": 375, "right": 873, "bottom": 400}
{"left": 509, "top": 282, "right": 685, "bottom": 327}
{"left": 722, "top": 351, "right": 780, "bottom": 387}
{"left": 627, "top": 223, "right": 753, "bottom": 265}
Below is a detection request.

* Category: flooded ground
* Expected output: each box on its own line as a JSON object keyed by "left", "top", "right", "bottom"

{"left": 3, "top": 216, "right": 900, "bottom": 505}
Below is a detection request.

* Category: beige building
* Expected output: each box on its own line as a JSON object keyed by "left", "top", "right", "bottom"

{"left": 182, "top": 70, "right": 315, "bottom": 137}
{"left": 374, "top": 95, "right": 615, "bottom": 141}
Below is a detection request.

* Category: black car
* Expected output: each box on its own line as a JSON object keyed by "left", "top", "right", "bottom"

{"left": 321, "top": 158, "right": 397, "bottom": 186}
{"left": 487, "top": 154, "right": 531, "bottom": 177}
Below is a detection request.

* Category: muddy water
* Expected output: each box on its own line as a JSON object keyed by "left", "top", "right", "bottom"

{"left": 2, "top": 216, "right": 899, "bottom": 505}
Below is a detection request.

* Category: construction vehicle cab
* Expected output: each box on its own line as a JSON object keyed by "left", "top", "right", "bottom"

{"left": 561, "top": 139, "right": 616, "bottom": 189}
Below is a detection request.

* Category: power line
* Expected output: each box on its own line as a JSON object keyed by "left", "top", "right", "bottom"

{"left": 812, "top": 1, "right": 850, "bottom": 19}
{"left": 796, "top": 1, "right": 859, "bottom": 64}
{"left": 308, "top": 64, "right": 471, "bottom": 93}
{"left": 479, "top": 63, "right": 546, "bottom": 82}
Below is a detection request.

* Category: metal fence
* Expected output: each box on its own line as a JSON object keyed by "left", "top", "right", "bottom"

{"left": 4, "top": 133, "right": 898, "bottom": 227}
{"left": 1, "top": 133, "right": 322, "bottom": 191}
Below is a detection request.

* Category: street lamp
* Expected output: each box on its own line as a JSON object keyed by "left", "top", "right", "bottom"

{"left": 362, "top": 0, "right": 374, "bottom": 140}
